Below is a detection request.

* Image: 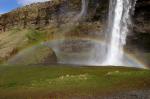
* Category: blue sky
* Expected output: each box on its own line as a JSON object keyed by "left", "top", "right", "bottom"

{"left": 0, "top": 0, "right": 50, "bottom": 14}
{"left": 0, "top": 0, "right": 20, "bottom": 14}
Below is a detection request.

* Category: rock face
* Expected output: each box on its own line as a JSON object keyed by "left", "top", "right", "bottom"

{"left": 0, "top": 0, "right": 109, "bottom": 34}
{"left": 0, "top": 0, "right": 108, "bottom": 32}
{"left": 0, "top": 0, "right": 63, "bottom": 31}
{"left": 127, "top": 0, "right": 150, "bottom": 52}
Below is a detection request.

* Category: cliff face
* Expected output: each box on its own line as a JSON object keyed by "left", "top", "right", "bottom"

{"left": 0, "top": 0, "right": 149, "bottom": 65}
{"left": 0, "top": 0, "right": 149, "bottom": 49}
{"left": 127, "top": 0, "right": 150, "bottom": 52}
{"left": 0, "top": 0, "right": 63, "bottom": 31}
{"left": 0, "top": 0, "right": 108, "bottom": 32}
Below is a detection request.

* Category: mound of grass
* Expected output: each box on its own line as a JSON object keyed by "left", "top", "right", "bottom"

{"left": 7, "top": 44, "right": 57, "bottom": 65}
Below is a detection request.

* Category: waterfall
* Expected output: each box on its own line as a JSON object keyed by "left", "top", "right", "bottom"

{"left": 79, "top": 0, "right": 89, "bottom": 18}
{"left": 75, "top": 0, "right": 89, "bottom": 21}
{"left": 103, "top": 0, "right": 137, "bottom": 66}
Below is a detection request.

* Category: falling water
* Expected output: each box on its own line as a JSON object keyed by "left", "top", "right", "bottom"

{"left": 45, "top": 0, "right": 90, "bottom": 65}
{"left": 75, "top": 0, "right": 89, "bottom": 21}
{"left": 103, "top": 0, "right": 137, "bottom": 66}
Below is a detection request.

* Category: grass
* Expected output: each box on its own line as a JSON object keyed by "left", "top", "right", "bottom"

{"left": 25, "top": 29, "right": 48, "bottom": 44}
{"left": 0, "top": 65, "right": 150, "bottom": 98}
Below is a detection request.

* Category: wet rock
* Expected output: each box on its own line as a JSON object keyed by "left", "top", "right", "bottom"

{"left": 127, "top": 0, "right": 150, "bottom": 52}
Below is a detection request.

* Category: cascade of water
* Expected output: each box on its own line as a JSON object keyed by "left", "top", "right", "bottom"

{"left": 75, "top": 0, "right": 89, "bottom": 21}
{"left": 48, "top": 0, "right": 90, "bottom": 65}
{"left": 80, "top": 0, "right": 89, "bottom": 17}
{"left": 103, "top": 0, "right": 137, "bottom": 66}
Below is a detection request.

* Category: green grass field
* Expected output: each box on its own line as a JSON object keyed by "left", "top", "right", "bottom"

{"left": 0, "top": 65, "right": 150, "bottom": 99}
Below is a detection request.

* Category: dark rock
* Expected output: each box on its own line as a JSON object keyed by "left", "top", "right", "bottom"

{"left": 127, "top": 0, "right": 150, "bottom": 52}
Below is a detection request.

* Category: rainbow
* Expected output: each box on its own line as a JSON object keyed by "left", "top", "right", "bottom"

{"left": 44, "top": 37, "right": 148, "bottom": 69}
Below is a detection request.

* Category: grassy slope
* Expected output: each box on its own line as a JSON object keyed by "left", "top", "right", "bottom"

{"left": 0, "top": 65, "right": 150, "bottom": 98}
{"left": 0, "top": 27, "right": 56, "bottom": 64}
{"left": 0, "top": 29, "right": 28, "bottom": 63}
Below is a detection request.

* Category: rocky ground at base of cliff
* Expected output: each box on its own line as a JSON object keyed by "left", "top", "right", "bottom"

{"left": 98, "top": 90, "right": 150, "bottom": 99}
{"left": 67, "top": 90, "right": 150, "bottom": 99}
